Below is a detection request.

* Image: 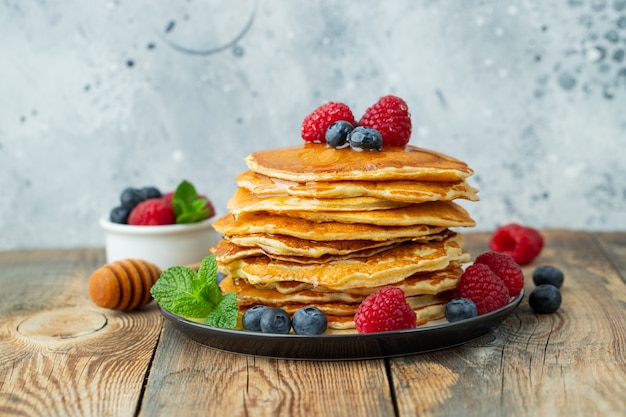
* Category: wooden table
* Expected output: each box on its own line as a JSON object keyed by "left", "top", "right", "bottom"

{"left": 1, "top": 230, "right": 625, "bottom": 417}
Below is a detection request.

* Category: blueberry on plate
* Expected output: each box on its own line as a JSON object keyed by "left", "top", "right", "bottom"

{"left": 242, "top": 305, "right": 270, "bottom": 331}
{"left": 532, "top": 266, "right": 564, "bottom": 288}
{"left": 292, "top": 306, "right": 328, "bottom": 335}
{"left": 260, "top": 307, "right": 292, "bottom": 334}
{"left": 529, "top": 285, "right": 562, "bottom": 314}
{"left": 445, "top": 298, "right": 478, "bottom": 322}
{"left": 325, "top": 120, "right": 353, "bottom": 149}
{"left": 348, "top": 127, "right": 383, "bottom": 151}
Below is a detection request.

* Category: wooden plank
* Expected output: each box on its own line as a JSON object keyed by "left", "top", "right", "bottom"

{"left": 140, "top": 322, "right": 396, "bottom": 417}
{"left": 390, "top": 230, "right": 626, "bottom": 417}
{"left": 0, "top": 249, "right": 163, "bottom": 417}
{"left": 595, "top": 232, "right": 626, "bottom": 283}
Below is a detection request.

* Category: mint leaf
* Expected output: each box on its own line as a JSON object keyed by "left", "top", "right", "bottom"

{"left": 172, "top": 180, "right": 212, "bottom": 224}
{"left": 150, "top": 255, "right": 238, "bottom": 328}
{"left": 198, "top": 255, "right": 220, "bottom": 303}
{"left": 205, "top": 292, "right": 238, "bottom": 328}
{"left": 150, "top": 266, "right": 213, "bottom": 318}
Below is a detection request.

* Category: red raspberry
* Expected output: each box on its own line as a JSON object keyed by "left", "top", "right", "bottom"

{"left": 489, "top": 223, "right": 544, "bottom": 265}
{"left": 358, "top": 95, "right": 412, "bottom": 147}
{"left": 301, "top": 102, "right": 355, "bottom": 143}
{"left": 128, "top": 198, "right": 176, "bottom": 225}
{"left": 162, "top": 191, "right": 174, "bottom": 205}
{"left": 475, "top": 252, "right": 524, "bottom": 297}
{"left": 457, "top": 264, "right": 510, "bottom": 315}
{"left": 354, "top": 287, "right": 417, "bottom": 334}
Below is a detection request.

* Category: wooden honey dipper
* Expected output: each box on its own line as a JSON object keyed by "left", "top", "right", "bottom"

{"left": 89, "top": 259, "right": 162, "bottom": 310}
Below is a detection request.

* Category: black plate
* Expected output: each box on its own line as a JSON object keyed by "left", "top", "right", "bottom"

{"left": 160, "top": 290, "right": 524, "bottom": 361}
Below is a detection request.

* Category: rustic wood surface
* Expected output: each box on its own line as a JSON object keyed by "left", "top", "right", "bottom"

{"left": 0, "top": 230, "right": 624, "bottom": 417}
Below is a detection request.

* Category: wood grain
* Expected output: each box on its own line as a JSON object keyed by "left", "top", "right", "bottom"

{"left": 595, "top": 232, "right": 626, "bottom": 283}
{"left": 0, "top": 249, "right": 163, "bottom": 417}
{"left": 140, "top": 323, "right": 396, "bottom": 416}
{"left": 391, "top": 230, "right": 626, "bottom": 417}
{"left": 1, "top": 232, "right": 625, "bottom": 417}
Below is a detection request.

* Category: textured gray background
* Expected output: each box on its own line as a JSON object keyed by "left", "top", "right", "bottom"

{"left": 1, "top": 0, "right": 625, "bottom": 250}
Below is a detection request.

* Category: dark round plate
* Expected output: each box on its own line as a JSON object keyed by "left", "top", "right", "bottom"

{"left": 159, "top": 290, "right": 524, "bottom": 361}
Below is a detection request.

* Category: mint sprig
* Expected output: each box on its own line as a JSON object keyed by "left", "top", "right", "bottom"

{"left": 150, "top": 255, "right": 238, "bottom": 328}
{"left": 172, "top": 180, "right": 213, "bottom": 224}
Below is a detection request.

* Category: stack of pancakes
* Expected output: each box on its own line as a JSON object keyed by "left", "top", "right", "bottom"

{"left": 212, "top": 144, "right": 478, "bottom": 332}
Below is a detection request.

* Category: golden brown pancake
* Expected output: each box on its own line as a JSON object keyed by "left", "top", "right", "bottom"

{"left": 214, "top": 229, "right": 454, "bottom": 260}
{"left": 227, "top": 187, "right": 410, "bottom": 214}
{"left": 212, "top": 141, "right": 478, "bottom": 334}
{"left": 219, "top": 233, "right": 469, "bottom": 291}
{"left": 219, "top": 267, "right": 461, "bottom": 304}
{"left": 244, "top": 144, "right": 474, "bottom": 182}
{"left": 223, "top": 233, "right": 411, "bottom": 258}
{"left": 281, "top": 201, "right": 476, "bottom": 227}
{"left": 212, "top": 239, "right": 405, "bottom": 264}
{"left": 236, "top": 170, "right": 479, "bottom": 203}
{"left": 268, "top": 264, "right": 464, "bottom": 295}
{"left": 212, "top": 212, "right": 447, "bottom": 242}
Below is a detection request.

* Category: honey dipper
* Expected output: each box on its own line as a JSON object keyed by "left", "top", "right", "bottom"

{"left": 89, "top": 259, "right": 162, "bottom": 310}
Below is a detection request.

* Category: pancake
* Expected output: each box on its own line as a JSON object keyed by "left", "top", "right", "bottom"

{"left": 212, "top": 212, "right": 447, "bottom": 242}
{"left": 217, "top": 228, "right": 453, "bottom": 259}
{"left": 281, "top": 201, "right": 476, "bottom": 227}
{"left": 228, "top": 187, "right": 409, "bottom": 214}
{"left": 224, "top": 233, "right": 411, "bottom": 258}
{"left": 236, "top": 170, "right": 479, "bottom": 203}
{"left": 219, "top": 233, "right": 469, "bottom": 291}
{"left": 245, "top": 144, "right": 474, "bottom": 182}
{"left": 212, "top": 239, "right": 406, "bottom": 264}
{"left": 268, "top": 264, "right": 463, "bottom": 295}
{"left": 219, "top": 267, "right": 462, "bottom": 304}
{"left": 213, "top": 137, "right": 478, "bottom": 334}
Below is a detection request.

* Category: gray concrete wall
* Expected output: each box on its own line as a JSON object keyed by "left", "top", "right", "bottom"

{"left": 1, "top": 0, "right": 625, "bottom": 250}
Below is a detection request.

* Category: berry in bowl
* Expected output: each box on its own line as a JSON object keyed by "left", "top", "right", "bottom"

{"left": 100, "top": 180, "right": 220, "bottom": 270}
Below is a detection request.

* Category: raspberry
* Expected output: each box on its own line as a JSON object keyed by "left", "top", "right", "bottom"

{"left": 457, "top": 264, "right": 510, "bottom": 315}
{"left": 358, "top": 95, "right": 412, "bottom": 147}
{"left": 354, "top": 287, "right": 417, "bottom": 334}
{"left": 128, "top": 198, "right": 176, "bottom": 225}
{"left": 475, "top": 252, "right": 524, "bottom": 297}
{"left": 490, "top": 223, "right": 544, "bottom": 265}
{"left": 301, "top": 102, "right": 355, "bottom": 143}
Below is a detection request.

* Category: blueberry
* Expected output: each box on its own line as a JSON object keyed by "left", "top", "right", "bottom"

{"left": 348, "top": 127, "right": 383, "bottom": 151}
{"left": 533, "top": 266, "right": 564, "bottom": 288}
{"left": 110, "top": 206, "right": 132, "bottom": 224}
{"left": 445, "top": 298, "right": 478, "bottom": 322}
{"left": 242, "top": 305, "right": 270, "bottom": 331}
{"left": 529, "top": 285, "right": 562, "bottom": 314}
{"left": 120, "top": 187, "right": 144, "bottom": 209}
{"left": 325, "top": 121, "right": 353, "bottom": 149}
{"left": 139, "top": 186, "right": 162, "bottom": 200}
{"left": 292, "top": 306, "right": 328, "bottom": 335}
{"left": 260, "top": 307, "right": 292, "bottom": 334}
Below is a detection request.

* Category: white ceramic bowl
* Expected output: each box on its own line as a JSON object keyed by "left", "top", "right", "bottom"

{"left": 100, "top": 216, "right": 222, "bottom": 270}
